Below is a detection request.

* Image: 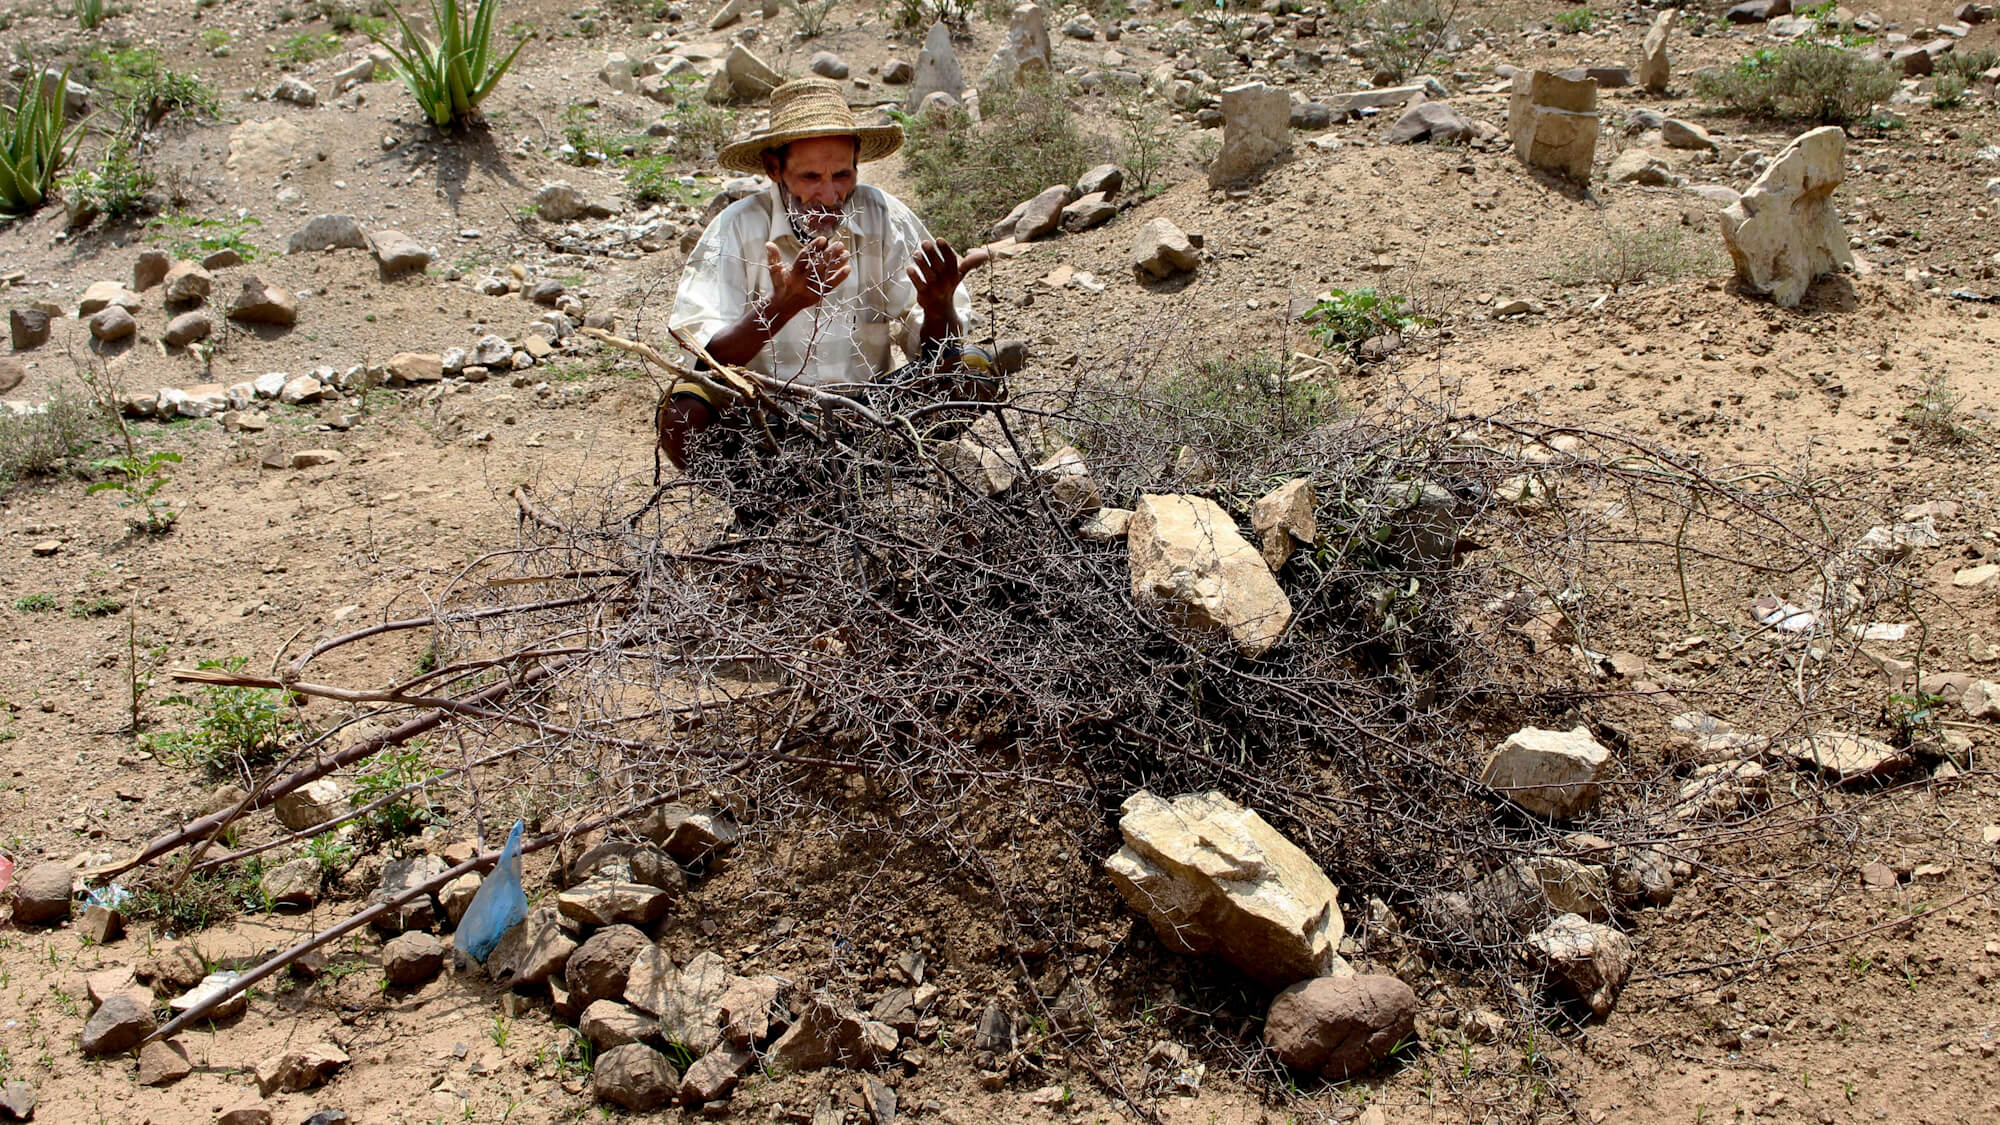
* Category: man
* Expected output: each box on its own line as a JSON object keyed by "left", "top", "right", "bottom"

{"left": 662, "top": 78, "right": 993, "bottom": 470}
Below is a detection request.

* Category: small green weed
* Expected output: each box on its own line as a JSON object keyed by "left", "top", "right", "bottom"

{"left": 1302, "top": 288, "right": 1433, "bottom": 352}
{"left": 69, "top": 595, "right": 124, "bottom": 618}
{"left": 1931, "top": 74, "right": 1967, "bottom": 110}
{"left": 126, "top": 858, "right": 270, "bottom": 933}
{"left": 146, "top": 657, "right": 299, "bottom": 780}
{"left": 623, "top": 154, "right": 709, "bottom": 205}
{"left": 304, "top": 833, "right": 356, "bottom": 881}
{"left": 61, "top": 141, "right": 157, "bottom": 227}
{"left": 1552, "top": 7, "right": 1594, "bottom": 34}
{"left": 351, "top": 745, "right": 440, "bottom": 840}
{"left": 275, "top": 32, "right": 344, "bottom": 63}
{"left": 13, "top": 593, "right": 58, "bottom": 612}
{"left": 149, "top": 213, "right": 263, "bottom": 262}
{"left": 73, "top": 0, "right": 107, "bottom": 30}
{"left": 1903, "top": 372, "right": 1968, "bottom": 443}
{"left": 1558, "top": 219, "right": 1719, "bottom": 292}
{"left": 87, "top": 449, "right": 181, "bottom": 533}
{"left": 200, "top": 28, "right": 233, "bottom": 51}
{"left": 786, "top": 0, "right": 837, "bottom": 38}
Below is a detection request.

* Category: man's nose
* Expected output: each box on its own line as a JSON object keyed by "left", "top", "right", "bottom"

{"left": 805, "top": 181, "right": 839, "bottom": 206}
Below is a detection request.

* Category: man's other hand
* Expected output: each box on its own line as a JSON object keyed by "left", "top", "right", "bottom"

{"left": 909, "top": 239, "right": 991, "bottom": 317}
{"left": 765, "top": 236, "right": 851, "bottom": 318}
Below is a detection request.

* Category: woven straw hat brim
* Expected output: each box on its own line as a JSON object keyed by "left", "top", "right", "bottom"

{"left": 717, "top": 122, "right": 902, "bottom": 175}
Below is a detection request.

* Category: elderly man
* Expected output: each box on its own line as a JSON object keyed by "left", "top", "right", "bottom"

{"left": 662, "top": 78, "right": 993, "bottom": 471}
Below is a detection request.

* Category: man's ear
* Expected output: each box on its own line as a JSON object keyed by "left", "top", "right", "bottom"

{"left": 762, "top": 150, "right": 782, "bottom": 180}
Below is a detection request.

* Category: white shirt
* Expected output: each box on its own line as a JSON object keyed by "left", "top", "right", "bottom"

{"left": 669, "top": 183, "right": 973, "bottom": 389}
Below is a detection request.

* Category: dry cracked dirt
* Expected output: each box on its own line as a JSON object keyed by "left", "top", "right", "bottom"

{"left": 4, "top": 1, "right": 2000, "bottom": 1124}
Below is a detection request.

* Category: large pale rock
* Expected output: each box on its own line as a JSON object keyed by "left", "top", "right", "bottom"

{"left": 1637, "top": 9, "right": 1677, "bottom": 93}
{"left": 680, "top": 1043, "right": 755, "bottom": 1105}
{"left": 1104, "top": 789, "right": 1343, "bottom": 986}
{"left": 906, "top": 23, "right": 964, "bottom": 111}
{"left": 1383, "top": 100, "right": 1475, "bottom": 145}
{"left": 286, "top": 215, "right": 368, "bottom": 255}
{"left": 1128, "top": 495, "right": 1293, "bottom": 658}
{"left": 163, "top": 263, "right": 214, "bottom": 304}
{"left": 1508, "top": 70, "right": 1599, "bottom": 180}
{"left": 557, "top": 879, "right": 668, "bottom": 928}
{"left": 226, "top": 118, "right": 307, "bottom": 178}
{"left": 657, "top": 950, "right": 735, "bottom": 1055}
{"left": 934, "top": 438, "right": 1018, "bottom": 496}
{"left": 1783, "top": 730, "right": 1911, "bottom": 782}
{"left": 1264, "top": 974, "right": 1417, "bottom": 1078}
{"left": 381, "top": 931, "right": 445, "bottom": 986}
{"left": 273, "top": 778, "right": 346, "bottom": 831}
{"left": 706, "top": 44, "right": 783, "bottom": 103}
{"left": 580, "top": 1000, "right": 657, "bottom": 1050}
{"left": 1480, "top": 726, "right": 1610, "bottom": 818}
{"left": 1013, "top": 183, "right": 1074, "bottom": 241}
{"left": 1208, "top": 83, "right": 1292, "bottom": 187}
{"left": 368, "top": 230, "right": 432, "bottom": 274}
{"left": 228, "top": 276, "right": 298, "bottom": 326}
{"left": 1719, "top": 126, "right": 1852, "bottom": 308}
{"left": 1251, "top": 478, "right": 1314, "bottom": 571}
{"left": 1132, "top": 217, "right": 1199, "bottom": 279}
{"left": 981, "top": 4, "right": 1053, "bottom": 90}
{"left": 1528, "top": 914, "right": 1632, "bottom": 1017}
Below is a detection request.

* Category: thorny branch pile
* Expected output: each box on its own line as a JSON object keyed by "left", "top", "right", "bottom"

{"left": 105, "top": 327, "right": 1957, "bottom": 1101}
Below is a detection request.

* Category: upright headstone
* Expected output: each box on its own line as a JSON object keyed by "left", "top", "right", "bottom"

{"left": 1637, "top": 9, "right": 1678, "bottom": 93}
{"left": 1508, "top": 70, "right": 1599, "bottom": 181}
{"left": 1719, "top": 126, "right": 1852, "bottom": 307}
{"left": 982, "top": 5, "right": 1053, "bottom": 90}
{"left": 1206, "top": 82, "right": 1293, "bottom": 188}
{"left": 906, "top": 22, "right": 965, "bottom": 111}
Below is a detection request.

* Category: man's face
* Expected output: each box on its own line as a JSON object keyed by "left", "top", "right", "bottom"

{"left": 769, "top": 136, "right": 859, "bottom": 240}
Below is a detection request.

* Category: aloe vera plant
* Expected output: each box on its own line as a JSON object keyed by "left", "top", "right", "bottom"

{"left": 370, "top": 0, "right": 530, "bottom": 130}
{"left": 1, "top": 66, "right": 88, "bottom": 217}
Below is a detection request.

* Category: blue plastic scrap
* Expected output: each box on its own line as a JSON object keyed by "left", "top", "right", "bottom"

{"left": 455, "top": 820, "right": 528, "bottom": 964}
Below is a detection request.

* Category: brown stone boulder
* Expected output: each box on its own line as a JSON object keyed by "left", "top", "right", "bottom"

{"left": 1264, "top": 974, "right": 1418, "bottom": 1078}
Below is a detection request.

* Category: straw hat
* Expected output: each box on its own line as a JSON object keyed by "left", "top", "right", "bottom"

{"left": 717, "top": 78, "right": 903, "bottom": 175}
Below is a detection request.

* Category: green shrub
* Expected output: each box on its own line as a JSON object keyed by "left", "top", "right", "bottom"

{"left": 1694, "top": 44, "right": 1898, "bottom": 125}
{"left": 276, "top": 31, "right": 344, "bottom": 63}
{"left": 651, "top": 74, "right": 732, "bottom": 161}
{"left": 1113, "top": 91, "right": 1179, "bottom": 196}
{"left": 73, "top": 0, "right": 107, "bottom": 30}
{"left": 901, "top": 76, "right": 1097, "bottom": 249}
{"left": 61, "top": 140, "right": 157, "bottom": 226}
{"left": 0, "top": 388, "right": 99, "bottom": 483}
{"left": 1904, "top": 372, "right": 1969, "bottom": 443}
{"left": 0, "top": 65, "right": 88, "bottom": 217}
{"left": 370, "top": 0, "right": 530, "bottom": 130}
{"left": 786, "top": 0, "right": 836, "bottom": 38}
{"left": 1553, "top": 7, "right": 1594, "bottom": 33}
{"left": 1303, "top": 288, "right": 1433, "bottom": 351}
{"left": 13, "top": 593, "right": 57, "bottom": 612}
{"left": 1937, "top": 47, "right": 1999, "bottom": 81}
{"left": 624, "top": 154, "right": 706, "bottom": 204}
{"left": 147, "top": 657, "right": 300, "bottom": 779}
{"left": 352, "top": 745, "right": 441, "bottom": 839}
{"left": 127, "top": 859, "right": 270, "bottom": 932}
{"left": 1931, "top": 73, "right": 1967, "bottom": 109}
{"left": 1360, "top": 0, "right": 1450, "bottom": 83}
{"left": 149, "top": 213, "right": 263, "bottom": 261}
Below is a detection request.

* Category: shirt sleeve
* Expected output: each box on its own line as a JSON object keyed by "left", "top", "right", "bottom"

{"left": 881, "top": 192, "right": 973, "bottom": 346}
{"left": 669, "top": 202, "right": 755, "bottom": 355}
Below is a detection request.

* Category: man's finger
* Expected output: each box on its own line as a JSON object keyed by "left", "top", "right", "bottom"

{"left": 765, "top": 241, "right": 784, "bottom": 280}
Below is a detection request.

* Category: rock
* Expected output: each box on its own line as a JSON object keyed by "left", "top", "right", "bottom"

{"left": 1060, "top": 192, "right": 1117, "bottom": 233}
{"left": 809, "top": 52, "right": 849, "bottom": 80}
{"left": 1891, "top": 45, "right": 1934, "bottom": 76}
{"left": 163, "top": 263, "right": 214, "bottom": 304}
{"left": 1132, "top": 217, "right": 1200, "bottom": 279}
{"left": 982, "top": 4, "right": 1053, "bottom": 90}
{"left": 766, "top": 996, "right": 899, "bottom": 1073}
{"left": 255, "top": 1043, "right": 349, "bottom": 1095}
{"left": 600, "top": 53, "right": 638, "bottom": 93}
{"left": 1509, "top": 69, "right": 1598, "bottom": 180}
{"left": 1490, "top": 857, "right": 1613, "bottom": 920}
{"left": 934, "top": 437, "right": 1017, "bottom": 495}
{"left": 1784, "top": 731, "right": 1911, "bottom": 782}
{"left": 558, "top": 879, "right": 669, "bottom": 928}
{"left": 650, "top": 950, "right": 735, "bottom": 1053}
{"left": 566, "top": 925, "right": 649, "bottom": 1007}
{"left": 1383, "top": 100, "right": 1475, "bottom": 144}
{"left": 1033, "top": 445, "right": 1100, "bottom": 515}
{"left": 1105, "top": 789, "right": 1343, "bottom": 986}
{"left": 1661, "top": 118, "right": 1713, "bottom": 151}
{"left": 975, "top": 1001, "right": 1013, "bottom": 1053}
{"left": 486, "top": 907, "right": 576, "bottom": 986}
{"left": 368, "top": 230, "right": 432, "bottom": 274}
{"left": 1208, "top": 82, "right": 1293, "bottom": 187}
{"left": 80, "top": 992, "right": 155, "bottom": 1055}
{"left": 1075, "top": 162, "right": 1123, "bottom": 200}
{"left": 907, "top": 22, "right": 964, "bottom": 111}
{"left": 89, "top": 306, "right": 136, "bottom": 341}
{"left": 260, "top": 858, "right": 318, "bottom": 908}
{"left": 1128, "top": 495, "right": 1293, "bottom": 658}
{"left": 202, "top": 248, "right": 244, "bottom": 270}
{"left": 1719, "top": 126, "right": 1852, "bottom": 308}
{"left": 1251, "top": 478, "right": 1314, "bottom": 571}
{"left": 0, "top": 357, "right": 31, "bottom": 391}
{"left": 581, "top": 1000, "right": 658, "bottom": 1050}
{"left": 882, "top": 58, "right": 914, "bottom": 84}
{"left": 78, "top": 281, "right": 141, "bottom": 316}
{"left": 440, "top": 873, "right": 481, "bottom": 924}
{"left": 273, "top": 76, "right": 318, "bottom": 106}
{"left": 289, "top": 450, "right": 342, "bottom": 469}
{"left": 11, "top": 308, "right": 51, "bottom": 349}
{"left": 133, "top": 249, "right": 171, "bottom": 291}
{"left": 1955, "top": 563, "right": 2000, "bottom": 588}
{"left": 1480, "top": 726, "right": 1611, "bottom": 818}
{"left": 1637, "top": 9, "right": 1677, "bottom": 93}
{"left": 139, "top": 944, "right": 207, "bottom": 992}
{"left": 1078, "top": 507, "right": 1131, "bottom": 542}
{"left": 709, "top": 0, "right": 750, "bottom": 29}
{"left": 287, "top": 215, "right": 367, "bottom": 254}
{"left": 593, "top": 1043, "right": 678, "bottom": 1111}
{"left": 278, "top": 375, "right": 326, "bottom": 405}
{"left": 1560, "top": 65, "right": 1632, "bottom": 88}
{"left": 78, "top": 903, "right": 122, "bottom": 944}
{"left": 385, "top": 352, "right": 444, "bottom": 385}
{"left": 226, "top": 117, "right": 308, "bottom": 178}
{"left": 1962, "top": 680, "right": 2000, "bottom": 720}
{"left": 167, "top": 970, "right": 248, "bottom": 1025}
{"left": 709, "top": 44, "right": 784, "bottom": 103}
{"left": 333, "top": 56, "right": 376, "bottom": 90}
{"left": 1011, "top": 183, "right": 1073, "bottom": 241}
{"left": 0, "top": 1082, "right": 32, "bottom": 1121}
{"left": 11, "top": 862, "right": 71, "bottom": 926}
{"left": 717, "top": 974, "right": 786, "bottom": 1046}
{"left": 1726, "top": 0, "right": 1788, "bottom": 22}
{"left": 215, "top": 1108, "right": 272, "bottom": 1125}
{"left": 228, "top": 276, "right": 298, "bottom": 326}
{"left": 471, "top": 333, "right": 515, "bottom": 367}
{"left": 1527, "top": 914, "right": 1632, "bottom": 1017}
{"left": 1062, "top": 14, "right": 1097, "bottom": 39}
{"left": 536, "top": 181, "right": 585, "bottom": 222}
{"left": 680, "top": 1043, "right": 755, "bottom": 1105}
{"left": 1264, "top": 974, "right": 1418, "bottom": 1078}
{"left": 640, "top": 805, "right": 740, "bottom": 861}
{"left": 138, "top": 1038, "right": 193, "bottom": 1086}
{"left": 1607, "top": 149, "right": 1675, "bottom": 185}
{"left": 370, "top": 853, "right": 449, "bottom": 933}
{"left": 1291, "top": 100, "right": 1334, "bottom": 129}
{"left": 274, "top": 778, "right": 347, "bottom": 831}
{"left": 382, "top": 931, "right": 445, "bottom": 986}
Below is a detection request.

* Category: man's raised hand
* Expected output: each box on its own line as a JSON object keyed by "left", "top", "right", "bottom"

{"left": 764, "top": 236, "right": 851, "bottom": 318}
{"left": 909, "top": 239, "right": 991, "bottom": 316}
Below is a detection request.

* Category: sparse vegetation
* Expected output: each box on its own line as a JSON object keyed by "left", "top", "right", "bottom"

{"left": 785, "top": 0, "right": 837, "bottom": 38}
{"left": 1303, "top": 288, "right": 1435, "bottom": 352}
{"left": 369, "top": 0, "right": 531, "bottom": 130}
{"left": 73, "top": 0, "right": 107, "bottom": 30}
{"left": 351, "top": 745, "right": 440, "bottom": 840}
{"left": 275, "top": 31, "right": 345, "bottom": 63}
{"left": 87, "top": 449, "right": 181, "bottom": 533}
{"left": 0, "top": 64, "right": 87, "bottom": 218}
{"left": 1359, "top": 0, "right": 1453, "bottom": 84}
{"left": 60, "top": 140, "right": 156, "bottom": 226}
{"left": 1556, "top": 219, "right": 1718, "bottom": 292}
{"left": 1903, "top": 372, "right": 1969, "bottom": 443}
{"left": 1694, "top": 43, "right": 1898, "bottom": 126}
{"left": 1552, "top": 7, "right": 1593, "bottom": 33}
{"left": 1930, "top": 74, "right": 1967, "bottom": 110}
{"left": 149, "top": 212, "right": 263, "bottom": 261}
{"left": 1112, "top": 90, "right": 1179, "bottom": 196}
{"left": 126, "top": 859, "right": 270, "bottom": 933}
{"left": 147, "top": 657, "right": 300, "bottom": 779}
{"left": 901, "top": 75, "right": 1097, "bottom": 249}
{"left": 0, "top": 389, "right": 99, "bottom": 484}
{"left": 13, "top": 593, "right": 57, "bottom": 612}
